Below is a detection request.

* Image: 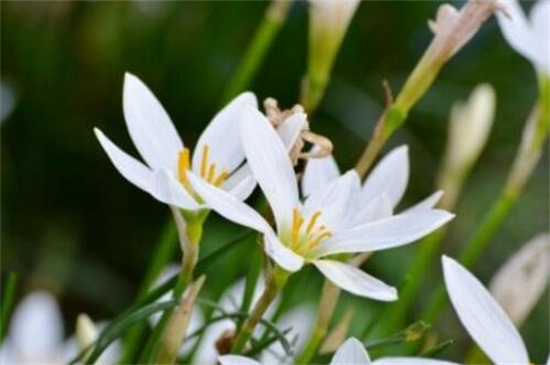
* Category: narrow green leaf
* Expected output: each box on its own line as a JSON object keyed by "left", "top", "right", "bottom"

{"left": 0, "top": 272, "right": 18, "bottom": 342}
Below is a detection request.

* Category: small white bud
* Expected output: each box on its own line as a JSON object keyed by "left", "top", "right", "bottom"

{"left": 489, "top": 233, "right": 550, "bottom": 325}
{"left": 447, "top": 84, "right": 496, "bottom": 172}
{"left": 76, "top": 313, "right": 98, "bottom": 351}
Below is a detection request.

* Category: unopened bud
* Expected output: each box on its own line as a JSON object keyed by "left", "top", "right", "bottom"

{"left": 489, "top": 233, "right": 550, "bottom": 325}
{"left": 428, "top": 0, "right": 503, "bottom": 63}
{"left": 76, "top": 313, "right": 98, "bottom": 352}
{"left": 305, "top": 0, "right": 360, "bottom": 111}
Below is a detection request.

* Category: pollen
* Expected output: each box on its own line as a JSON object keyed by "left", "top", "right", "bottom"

{"left": 198, "top": 144, "right": 229, "bottom": 187}
{"left": 289, "top": 209, "right": 332, "bottom": 254}
{"left": 178, "top": 148, "right": 192, "bottom": 191}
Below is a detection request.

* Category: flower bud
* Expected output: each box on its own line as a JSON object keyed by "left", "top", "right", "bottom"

{"left": 76, "top": 313, "right": 98, "bottom": 352}
{"left": 437, "top": 84, "right": 496, "bottom": 209}
{"left": 489, "top": 234, "right": 550, "bottom": 325}
{"left": 304, "top": 0, "right": 360, "bottom": 111}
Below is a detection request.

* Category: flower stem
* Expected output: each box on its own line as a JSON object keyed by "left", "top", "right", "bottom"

{"left": 154, "top": 275, "right": 206, "bottom": 364}
{"left": 296, "top": 280, "right": 341, "bottom": 363}
{"left": 231, "top": 266, "right": 289, "bottom": 354}
{"left": 222, "top": 0, "right": 294, "bottom": 103}
{"left": 297, "top": 253, "right": 370, "bottom": 362}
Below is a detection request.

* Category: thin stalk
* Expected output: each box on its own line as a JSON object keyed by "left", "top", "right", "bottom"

{"left": 296, "top": 280, "right": 340, "bottom": 363}
{"left": 138, "top": 208, "right": 205, "bottom": 363}
{"left": 154, "top": 276, "right": 206, "bottom": 364}
{"left": 297, "top": 253, "right": 370, "bottom": 363}
{"left": 222, "top": 0, "right": 294, "bottom": 103}
{"left": 237, "top": 246, "right": 263, "bottom": 331}
{"left": 0, "top": 273, "right": 18, "bottom": 342}
{"left": 231, "top": 266, "right": 289, "bottom": 354}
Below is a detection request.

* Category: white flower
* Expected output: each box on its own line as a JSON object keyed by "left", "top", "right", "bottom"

{"left": 219, "top": 336, "right": 454, "bottom": 365}
{"left": 94, "top": 73, "right": 259, "bottom": 211}
{"left": 302, "top": 144, "right": 446, "bottom": 226}
{"left": 442, "top": 255, "right": 550, "bottom": 365}
{"left": 489, "top": 233, "right": 550, "bottom": 326}
{"left": 0, "top": 291, "right": 119, "bottom": 364}
{"left": 189, "top": 107, "right": 454, "bottom": 301}
{"left": 496, "top": 0, "right": 550, "bottom": 75}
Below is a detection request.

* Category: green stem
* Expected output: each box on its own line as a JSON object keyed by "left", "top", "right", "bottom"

{"left": 138, "top": 209, "right": 205, "bottom": 363}
{"left": 222, "top": 0, "right": 294, "bottom": 103}
{"left": 296, "top": 280, "right": 341, "bottom": 363}
{"left": 237, "top": 247, "right": 262, "bottom": 331}
{"left": 0, "top": 273, "right": 18, "bottom": 342}
{"left": 231, "top": 266, "right": 288, "bottom": 354}
{"left": 154, "top": 276, "right": 206, "bottom": 364}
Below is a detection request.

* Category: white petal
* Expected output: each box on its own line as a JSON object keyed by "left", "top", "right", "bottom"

{"left": 188, "top": 172, "right": 268, "bottom": 232}
{"left": 151, "top": 169, "right": 200, "bottom": 210}
{"left": 301, "top": 149, "right": 341, "bottom": 198}
{"left": 241, "top": 107, "right": 299, "bottom": 230}
{"left": 222, "top": 164, "right": 257, "bottom": 201}
{"left": 496, "top": 0, "right": 541, "bottom": 69}
{"left": 219, "top": 355, "right": 262, "bottom": 365}
{"left": 192, "top": 92, "right": 258, "bottom": 175}
{"left": 10, "top": 291, "right": 63, "bottom": 356}
{"left": 374, "top": 358, "right": 458, "bottom": 365}
{"left": 314, "top": 210, "right": 454, "bottom": 257}
{"left": 264, "top": 230, "right": 304, "bottom": 272}
{"left": 401, "top": 190, "right": 444, "bottom": 215}
{"left": 442, "top": 256, "right": 530, "bottom": 364}
{"left": 94, "top": 128, "right": 153, "bottom": 193}
{"left": 361, "top": 146, "right": 409, "bottom": 209}
{"left": 303, "top": 170, "right": 361, "bottom": 230}
{"left": 313, "top": 260, "right": 397, "bottom": 301}
{"left": 531, "top": 0, "right": 550, "bottom": 74}
{"left": 277, "top": 112, "right": 308, "bottom": 150}
{"left": 330, "top": 337, "right": 371, "bottom": 365}
{"left": 352, "top": 193, "right": 393, "bottom": 226}
{"left": 123, "top": 73, "right": 183, "bottom": 171}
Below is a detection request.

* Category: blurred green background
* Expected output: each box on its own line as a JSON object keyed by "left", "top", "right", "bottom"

{"left": 1, "top": 0, "right": 548, "bottom": 362}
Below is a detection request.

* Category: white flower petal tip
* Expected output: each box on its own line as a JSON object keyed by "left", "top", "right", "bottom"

{"left": 315, "top": 209, "right": 454, "bottom": 257}
{"left": 123, "top": 72, "right": 183, "bottom": 171}
{"left": 94, "top": 128, "right": 153, "bottom": 194}
{"left": 219, "top": 355, "right": 262, "bottom": 365}
{"left": 402, "top": 191, "right": 444, "bottom": 214}
{"left": 240, "top": 106, "right": 299, "bottom": 229}
{"left": 362, "top": 145, "right": 409, "bottom": 209}
{"left": 442, "top": 255, "right": 530, "bottom": 364}
{"left": 314, "top": 260, "right": 398, "bottom": 301}
{"left": 331, "top": 337, "right": 370, "bottom": 365}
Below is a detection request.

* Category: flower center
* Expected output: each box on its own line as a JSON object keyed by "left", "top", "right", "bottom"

{"left": 288, "top": 208, "right": 332, "bottom": 256}
{"left": 177, "top": 145, "right": 229, "bottom": 191}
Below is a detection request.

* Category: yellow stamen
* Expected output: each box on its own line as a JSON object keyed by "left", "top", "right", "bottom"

{"left": 213, "top": 170, "right": 229, "bottom": 187}
{"left": 200, "top": 145, "right": 210, "bottom": 178}
{"left": 178, "top": 148, "right": 191, "bottom": 190}
{"left": 306, "top": 211, "right": 323, "bottom": 233}
{"left": 206, "top": 164, "right": 216, "bottom": 183}
{"left": 291, "top": 208, "right": 304, "bottom": 248}
{"left": 308, "top": 231, "right": 333, "bottom": 249}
